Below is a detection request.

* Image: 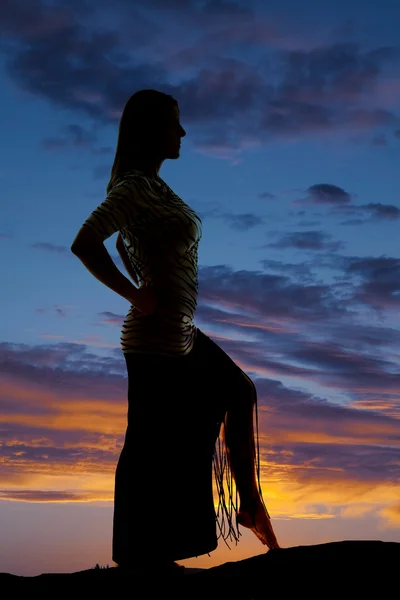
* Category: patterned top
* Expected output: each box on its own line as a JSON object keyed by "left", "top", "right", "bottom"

{"left": 82, "top": 169, "right": 202, "bottom": 356}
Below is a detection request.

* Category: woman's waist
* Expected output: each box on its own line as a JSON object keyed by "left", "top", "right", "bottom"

{"left": 126, "top": 304, "right": 196, "bottom": 323}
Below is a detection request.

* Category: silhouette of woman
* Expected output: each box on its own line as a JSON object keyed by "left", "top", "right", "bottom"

{"left": 71, "top": 89, "right": 279, "bottom": 573}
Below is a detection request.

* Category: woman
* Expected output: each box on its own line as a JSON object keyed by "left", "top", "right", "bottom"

{"left": 71, "top": 89, "right": 279, "bottom": 573}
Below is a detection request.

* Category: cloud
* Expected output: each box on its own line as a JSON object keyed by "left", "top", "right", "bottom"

{"left": 0, "top": 0, "right": 76, "bottom": 39}
{"left": 0, "top": 490, "right": 102, "bottom": 502}
{"left": 281, "top": 338, "right": 400, "bottom": 394}
{"left": 275, "top": 43, "right": 399, "bottom": 104}
{"left": 252, "top": 379, "right": 400, "bottom": 500}
{"left": 266, "top": 230, "right": 343, "bottom": 252}
{"left": 223, "top": 212, "right": 265, "bottom": 231}
{"left": 259, "top": 259, "right": 313, "bottom": 279}
{"left": 0, "top": 340, "right": 128, "bottom": 500}
{"left": 198, "top": 263, "right": 347, "bottom": 322}
{"left": 339, "top": 218, "right": 366, "bottom": 226}
{"left": 267, "top": 250, "right": 400, "bottom": 312}
{"left": 41, "top": 123, "right": 109, "bottom": 154}
{"left": 260, "top": 441, "right": 400, "bottom": 486}
{"left": 0, "top": 340, "right": 126, "bottom": 379}
{"left": 0, "top": 266, "right": 399, "bottom": 516}
{"left": 194, "top": 260, "right": 400, "bottom": 404}
{"left": 97, "top": 311, "right": 124, "bottom": 326}
{"left": 294, "top": 184, "right": 399, "bottom": 223}
{"left": 381, "top": 504, "right": 400, "bottom": 526}
{"left": 360, "top": 203, "right": 400, "bottom": 220}
{"left": 0, "top": 3, "right": 398, "bottom": 161}
{"left": 188, "top": 205, "right": 270, "bottom": 230}
{"left": 54, "top": 305, "right": 67, "bottom": 318}
{"left": 303, "top": 184, "right": 353, "bottom": 205}
{"left": 344, "top": 256, "right": 400, "bottom": 310}
{"left": 35, "top": 306, "right": 74, "bottom": 319}
{"left": 259, "top": 191, "right": 276, "bottom": 200}
{"left": 30, "top": 242, "right": 68, "bottom": 254}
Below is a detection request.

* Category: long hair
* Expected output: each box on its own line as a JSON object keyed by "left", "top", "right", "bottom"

{"left": 106, "top": 89, "right": 178, "bottom": 194}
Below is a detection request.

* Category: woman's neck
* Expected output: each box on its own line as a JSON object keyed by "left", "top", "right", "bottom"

{"left": 128, "top": 159, "right": 163, "bottom": 180}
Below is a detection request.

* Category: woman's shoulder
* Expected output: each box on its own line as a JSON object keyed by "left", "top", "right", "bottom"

{"left": 108, "top": 170, "right": 161, "bottom": 199}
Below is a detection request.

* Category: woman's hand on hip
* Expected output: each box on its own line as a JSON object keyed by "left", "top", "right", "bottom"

{"left": 130, "top": 285, "right": 158, "bottom": 316}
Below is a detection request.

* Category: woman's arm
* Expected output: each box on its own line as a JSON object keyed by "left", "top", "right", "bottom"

{"left": 71, "top": 226, "right": 139, "bottom": 304}
{"left": 71, "top": 226, "right": 157, "bottom": 316}
{"left": 116, "top": 233, "right": 139, "bottom": 287}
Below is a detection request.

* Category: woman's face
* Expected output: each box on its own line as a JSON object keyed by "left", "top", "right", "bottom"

{"left": 160, "top": 105, "right": 186, "bottom": 159}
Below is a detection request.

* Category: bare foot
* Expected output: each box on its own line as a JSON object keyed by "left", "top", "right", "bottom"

{"left": 237, "top": 498, "right": 280, "bottom": 549}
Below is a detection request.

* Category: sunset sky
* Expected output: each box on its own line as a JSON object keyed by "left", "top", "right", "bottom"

{"left": 1, "top": 0, "right": 399, "bottom": 577}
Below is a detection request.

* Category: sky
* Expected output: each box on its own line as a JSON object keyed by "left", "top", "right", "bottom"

{"left": 1, "top": 0, "right": 400, "bottom": 577}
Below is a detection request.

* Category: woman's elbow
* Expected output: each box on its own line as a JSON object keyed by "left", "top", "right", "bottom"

{"left": 71, "top": 227, "right": 103, "bottom": 255}
{"left": 71, "top": 236, "right": 86, "bottom": 255}
{"left": 71, "top": 243, "right": 82, "bottom": 256}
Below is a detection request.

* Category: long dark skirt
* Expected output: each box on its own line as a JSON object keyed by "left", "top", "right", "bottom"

{"left": 112, "top": 327, "right": 262, "bottom": 565}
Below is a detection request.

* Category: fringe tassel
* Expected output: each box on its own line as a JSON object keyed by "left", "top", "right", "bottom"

{"left": 213, "top": 425, "right": 241, "bottom": 547}
{"left": 212, "top": 377, "right": 267, "bottom": 548}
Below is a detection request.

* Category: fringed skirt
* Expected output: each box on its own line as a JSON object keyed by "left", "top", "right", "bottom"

{"left": 112, "top": 327, "right": 263, "bottom": 565}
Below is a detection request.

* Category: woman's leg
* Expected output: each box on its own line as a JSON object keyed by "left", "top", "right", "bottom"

{"left": 223, "top": 372, "right": 280, "bottom": 549}
{"left": 193, "top": 329, "right": 279, "bottom": 549}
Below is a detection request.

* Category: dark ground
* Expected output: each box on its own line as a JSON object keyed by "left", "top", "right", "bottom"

{"left": 2, "top": 540, "right": 399, "bottom": 599}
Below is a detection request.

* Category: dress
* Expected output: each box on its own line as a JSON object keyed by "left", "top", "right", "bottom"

{"left": 112, "top": 327, "right": 262, "bottom": 563}
{"left": 81, "top": 170, "right": 264, "bottom": 562}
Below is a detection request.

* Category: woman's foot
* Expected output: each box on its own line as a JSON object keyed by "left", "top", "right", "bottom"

{"left": 237, "top": 497, "right": 280, "bottom": 549}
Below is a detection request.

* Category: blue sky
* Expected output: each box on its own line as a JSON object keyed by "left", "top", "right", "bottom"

{"left": 0, "top": 0, "right": 399, "bottom": 576}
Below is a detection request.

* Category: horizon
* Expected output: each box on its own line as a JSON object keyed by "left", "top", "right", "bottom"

{"left": 1, "top": 0, "right": 399, "bottom": 577}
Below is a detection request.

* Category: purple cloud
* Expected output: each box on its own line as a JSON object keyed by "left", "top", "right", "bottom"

{"left": 295, "top": 183, "right": 399, "bottom": 223}
{"left": 0, "top": 3, "right": 398, "bottom": 155}
{"left": 265, "top": 442, "right": 400, "bottom": 485}
{"left": 259, "top": 191, "right": 276, "bottom": 200}
{"left": 54, "top": 306, "right": 66, "bottom": 318}
{"left": 304, "top": 184, "right": 353, "bottom": 205}
{"left": 1, "top": 332, "right": 399, "bottom": 493}
{"left": 223, "top": 212, "right": 264, "bottom": 231}
{"left": 266, "top": 230, "right": 343, "bottom": 252}
{"left": 0, "top": 341, "right": 126, "bottom": 382}
{"left": 97, "top": 311, "right": 124, "bottom": 327}
{"left": 345, "top": 256, "right": 400, "bottom": 310}
{"left": 361, "top": 203, "right": 400, "bottom": 220}
{"left": 198, "top": 263, "right": 347, "bottom": 321}
{"left": 35, "top": 306, "right": 72, "bottom": 319}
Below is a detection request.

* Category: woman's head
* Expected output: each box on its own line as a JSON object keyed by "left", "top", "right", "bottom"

{"left": 107, "top": 89, "right": 186, "bottom": 192}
